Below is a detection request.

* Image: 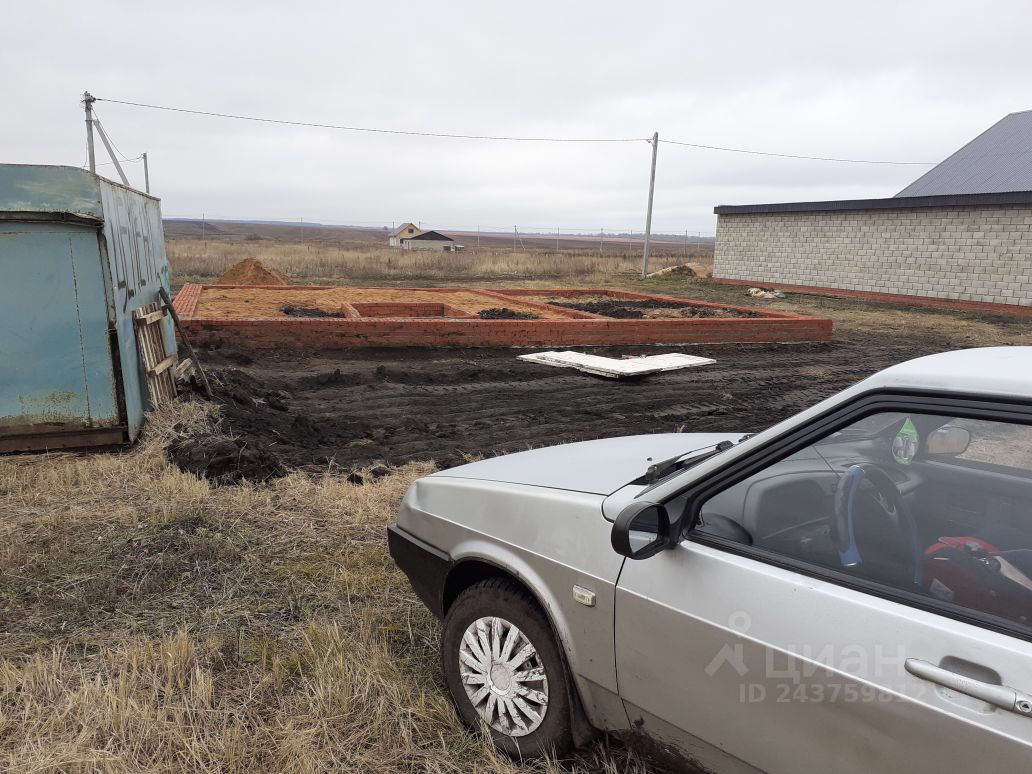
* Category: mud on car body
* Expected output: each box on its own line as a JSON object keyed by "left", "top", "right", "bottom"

{"left": 389, "top": 347, "right": 1032, "bottom": 772}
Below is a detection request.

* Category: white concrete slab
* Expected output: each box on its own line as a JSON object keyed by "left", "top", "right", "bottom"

{"left": 518, "top": 351, "right": 715, "bottom": 378}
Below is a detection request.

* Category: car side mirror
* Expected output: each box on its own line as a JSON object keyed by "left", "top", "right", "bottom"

{"left": 611, "top": 501, "right": 671, "bottom": 560}
{"left": 927, "top": 426, "right": 971, "bottom": 456}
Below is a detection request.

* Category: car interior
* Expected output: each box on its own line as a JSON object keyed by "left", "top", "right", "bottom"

{"left": 695, "top": 412, "right": 1032, "bottom": 630}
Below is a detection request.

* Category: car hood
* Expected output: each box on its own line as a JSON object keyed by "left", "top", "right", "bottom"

{"left": 430, "top": 432, "right": 743, "bottom": 495}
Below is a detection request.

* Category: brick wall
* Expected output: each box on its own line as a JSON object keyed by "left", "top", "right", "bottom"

{"left": 172, "top": 284, "right": 832, "bottom": 349}
{"left": 713, "top": 203, "right": 1032, "bottom": 306}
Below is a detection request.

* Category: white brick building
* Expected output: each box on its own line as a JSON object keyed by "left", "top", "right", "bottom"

{"left": 713, "top": 111, "right": 1032, "bottom": 308}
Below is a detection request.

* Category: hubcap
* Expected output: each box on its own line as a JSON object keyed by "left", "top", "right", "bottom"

{"left": 458, "top": 616, "right": 549, "bottom": 736}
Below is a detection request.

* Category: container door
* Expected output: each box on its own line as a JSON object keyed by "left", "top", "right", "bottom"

{"left": 0, "top": 224, "right": 121, "bottom": 447}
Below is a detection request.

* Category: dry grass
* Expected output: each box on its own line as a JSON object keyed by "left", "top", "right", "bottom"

{"left": 0, "top": 403, "right": 658, "bottom": 773}
{"left": 167, "top": 238, "right": 711, "bottom": 285}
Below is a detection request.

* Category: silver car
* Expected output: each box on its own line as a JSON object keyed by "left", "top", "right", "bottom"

{"left": 388, "top": 347, "right": 1032, "bottom": 771}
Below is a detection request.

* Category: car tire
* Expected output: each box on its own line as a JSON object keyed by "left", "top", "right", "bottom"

{"left": 441, "top": 577, "right": 581, "bottom": 760}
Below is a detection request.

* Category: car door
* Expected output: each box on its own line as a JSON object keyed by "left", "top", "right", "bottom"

{"left": 613, "top": 406, "right": 1032, "bottom": 774}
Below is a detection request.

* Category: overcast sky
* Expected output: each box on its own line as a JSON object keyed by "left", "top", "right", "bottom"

{"left": 5, "top": 1, "right": 1031, "bottom": 234}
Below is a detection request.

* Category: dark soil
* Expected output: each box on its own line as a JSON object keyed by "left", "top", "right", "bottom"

{"left": 167, "top": 436, "right": 286, "bottom": 484}
{"left": 169, "top": 328, "right": 955, "bottom": 481}
{"left": 282, "top": 305, "right": 346, "bottom": 318}
{"left": 478, "top": 307, "right": 541, "bottom": 320}
{"left": 551, "top": 298, "right": 758, "bottom": 319}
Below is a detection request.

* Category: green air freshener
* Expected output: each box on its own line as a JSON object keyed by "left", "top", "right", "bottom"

{"left": 892, "top": 417, "right": 919, "bottom": 465}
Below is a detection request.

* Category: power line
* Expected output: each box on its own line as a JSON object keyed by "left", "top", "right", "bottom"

{"left": 91, "top": 107, "right": 138, "bottom": 162}
{"left": 94, "top": 97, "right": 646, "bottom": 143}
{"left": 660, "top": 138, "right": 933, "bottom": 165}
{"left": 82, "top": 156, "right": 143, "bottom": 169}
{"left": 96, "top": 95, "right": 936, "bottom": 164}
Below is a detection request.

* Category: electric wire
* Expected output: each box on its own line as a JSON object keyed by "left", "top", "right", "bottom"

{"left": 91, "top": 107, "right": 139, "bottom": 162}
{"left": 95, "top": 97, "right": 644, "bottom": 143}
{"left": 95, "top": 96, "right": 935, "bottom": 164}
{"left": 659, "top": 138, "right": 933, "bottom": 165}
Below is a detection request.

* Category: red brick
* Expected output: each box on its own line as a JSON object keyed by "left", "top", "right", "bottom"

{"left": 173, "top": 284, "right": 834, "bottom": 350}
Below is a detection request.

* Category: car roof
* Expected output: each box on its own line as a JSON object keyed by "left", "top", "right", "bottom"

{"left": 639, "top": 347, "right": 1032, "bottom": 505}
{"left": 854, "top": 347, "right": 1032, "bottom": 401}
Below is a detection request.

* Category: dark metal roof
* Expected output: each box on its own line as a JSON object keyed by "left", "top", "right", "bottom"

{"left": 714, "top": 190, "right": 1032, "bottom": 215}
{"left": 403, "top": 229, "right": 454, "bottom": 241}
{"left": 896, "top": 110, "right": 1032, "bottom": 197}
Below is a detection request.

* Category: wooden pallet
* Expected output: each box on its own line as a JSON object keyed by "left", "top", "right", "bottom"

{"left": 133, "top": 302, "right": 178, "bottom": 406}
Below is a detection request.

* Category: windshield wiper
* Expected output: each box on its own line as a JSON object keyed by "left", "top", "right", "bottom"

{"left": 643, "top": 439, "right": 735, "bottom": 484}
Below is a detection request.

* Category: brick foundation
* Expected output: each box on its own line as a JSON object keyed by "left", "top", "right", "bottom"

{"left": 173, "top": 284, "right": 832, "bottom": 350}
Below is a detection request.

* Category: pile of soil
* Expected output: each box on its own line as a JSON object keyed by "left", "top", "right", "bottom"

{"left": 167, "top": 437, "right": 286, "bottom": 485}
{"left": 645, "top": 264, "right": 697, "bottom": 278}
{"left": 478, "top": 307, "right": 541, "bottom": 320}
{"left": 282, "top": 305, "right": 346, "bottom": 318}
{"left": 215, "top": 258, "right": 289, "bottom": 286}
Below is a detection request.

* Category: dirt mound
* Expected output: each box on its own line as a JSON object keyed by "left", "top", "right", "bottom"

{"left": 282, "top": 305, "right": 346, "bottom": 318}
{"left": 478, "top": 307, "right": 540, "bottom": 320}
{"left": 167, "top": 437, "right": 286, "bottom": 484}
{"left": 215, "top": 258, "right": 289, "bottom": 286}
{"left": 646, "top": 264, "right": 697, "bottom": 278}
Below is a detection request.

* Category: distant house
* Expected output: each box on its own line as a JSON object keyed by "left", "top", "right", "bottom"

{"left": 389, "top": 222, "right": 420, "bottom": 247}
{"left": 401, "top": 230, "right": 463, "bottom": 252}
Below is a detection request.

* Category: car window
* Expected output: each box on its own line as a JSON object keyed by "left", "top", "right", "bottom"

{"left": 694, "top": 411, "right": 1032, "bottom": 633}
{"left": 933, "top": 417, "right": 1032, "bottom": 470}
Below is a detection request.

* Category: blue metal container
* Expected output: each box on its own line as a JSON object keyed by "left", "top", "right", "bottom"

{"left": 0, "top": 164, "right": 175, "bottom": 451}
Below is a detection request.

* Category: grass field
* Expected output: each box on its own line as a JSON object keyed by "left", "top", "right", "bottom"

{"left": 165, "top": 227, "right": 712, "bottom": 285}
{"left": 0, "top": 404, "right": 658, "bottom": 773}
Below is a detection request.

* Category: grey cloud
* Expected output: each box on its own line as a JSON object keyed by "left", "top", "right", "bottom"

{"left": 4, "top": 0, "right": 1030, "bottom": 233}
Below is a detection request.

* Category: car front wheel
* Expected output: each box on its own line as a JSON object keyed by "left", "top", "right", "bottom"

{"left": 441, "top": 578, "right": 579, "bottom": 759}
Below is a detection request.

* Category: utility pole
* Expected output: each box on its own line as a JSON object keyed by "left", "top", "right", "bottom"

{"left": 83, "top": 92, "right": 96, "bottom": 174}
{"left": 92, "top": 119, "right": 130, "bottom": 186}
{"left": 142, "top": 152, "right": 150, "bottom": 194}
{"left": 477, "top": 224, "right": 480, "bottom": 251}
{"left": 513, "top": 225, "right": 517, "bottom": 252}
{"left": 684, "top": 228, "right": 688, "bottom": 259}
{"left": 600, "top": 228, "right": 604, "bottom": 255}
{"left": 556, "top": 226, "right": 560, "bottom": 252}
{"left": 641, "top": 132, "right": 659, "bottom": 277}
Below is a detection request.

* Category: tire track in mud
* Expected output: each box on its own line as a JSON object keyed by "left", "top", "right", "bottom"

{"left": 172, "top": 338, "right": 941, "bottom": 478}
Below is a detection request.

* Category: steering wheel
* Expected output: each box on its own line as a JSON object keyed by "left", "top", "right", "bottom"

{"left": 832, "top": 465, "right": 924, "bottom": 586}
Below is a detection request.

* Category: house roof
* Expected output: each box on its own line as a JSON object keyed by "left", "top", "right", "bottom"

{"left": 389, "top": 222, "right": 419, "bottom": 237}
{"left": 896, "top": 110, "right": 1032, "bottom": 197}
{"left": 402, "top": 230, "right": 454, "bottom": 242}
